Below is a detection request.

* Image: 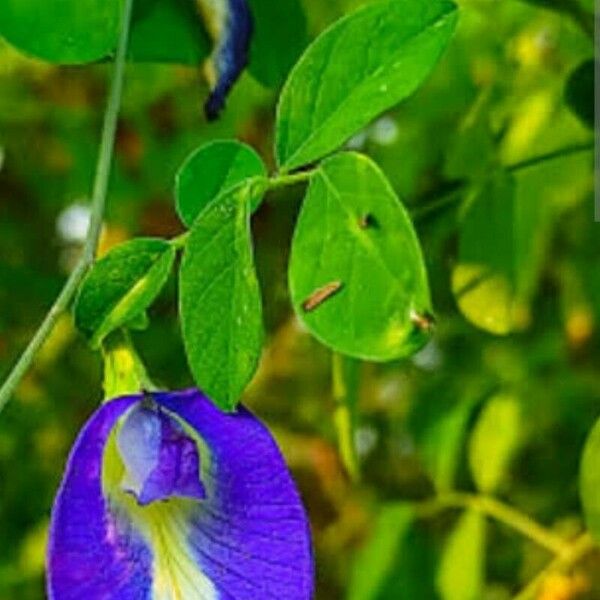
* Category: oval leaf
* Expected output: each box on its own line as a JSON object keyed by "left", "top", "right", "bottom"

{"left": 289, "top": 152, "right": 432, "bottom": 361}
{"left": 0, "top": 0, "right": 209, "bottom": 65}
{"left": 179, "top": 182, "right": 265, "bottom": 411}
{"left": 175, "top": 140, "right": 267, "bottom": 228}
{"left": 349, "top": 504, "right": 415, "bottom": 600}
{"left": 276, "top": 0, "right": 458, "bottom": 171}
{"left": 436, "top": 510, "right": 486, "bottom": 600}
{"left": 247, "top": 0, "right": 308, "bottom": 88}
{"left": 452, "top": 171, "right": 547, "bottom": 335}
{"left": 74, "top": 238, "right": 175, "bottom": 348}
{"left": 0, "top": 0, "right": 121, "bottom": 63}
{"left": 468, "top": 393, "right": 522, "bottom": 494}
{"left": 565, "top": 59, "right": 594, "bottom": 129}
{"left": 581, "top": 415, "right": 600, "bottom": 542}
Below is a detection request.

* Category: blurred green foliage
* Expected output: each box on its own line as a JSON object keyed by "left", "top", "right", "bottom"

{"left": 0, "top": 0, "right": 597, "bottom": 598}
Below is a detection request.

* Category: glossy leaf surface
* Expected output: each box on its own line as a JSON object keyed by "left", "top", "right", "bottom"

{"left": 289, "top": 152, "right": 432, "bottom": 361}
{"left": 276, "top": 0, "right": 458, "bottom": 170}
{"left": 74, "top": 238, "right": 175, "bottom": 348}
{"left": 179, "top": 182, "right": 265, "bottom": 411}
{"left": 176, "top": 140, "right": 266, "bottom": 228}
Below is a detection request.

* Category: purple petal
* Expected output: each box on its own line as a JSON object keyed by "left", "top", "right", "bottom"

{"left": 117, "top": 402, "right": 206, "bottom": 505}
{"left": 155, "top": 389, "right": 314, "bottom": 600}
{"left": 199, "top": 0, "right": 253, "bottom": 120}
{"left": 48, "top": 389, "right": 313, "bottom": 600}
{"left": 47, "top": 395, "right": 153, "bottom": 600}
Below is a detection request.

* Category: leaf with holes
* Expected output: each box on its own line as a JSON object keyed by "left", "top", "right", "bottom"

{"left": 289, "top": 152, "right": 432, "bottom": 361}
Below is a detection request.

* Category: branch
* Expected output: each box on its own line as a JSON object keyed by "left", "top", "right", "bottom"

{"left": 0, "top": 0, "right": 135, "bottom": 415}
{"left": 412, "top": 141, "right": 594, "bottom": 221}
{"left": 512, "top": 532, "right": 597, "bottom": 600}
{"left": 418, "top": 492, "right": 567, "bottom": 554}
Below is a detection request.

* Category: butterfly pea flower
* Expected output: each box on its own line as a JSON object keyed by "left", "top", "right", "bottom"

{"left": 196, "top": 0, "right": 253, "bottom": 120}
{"left": 48, "top": 389, "right": 313, "bottom": 599}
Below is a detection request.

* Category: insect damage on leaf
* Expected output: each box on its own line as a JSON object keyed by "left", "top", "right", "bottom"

{"left": 302, "top": 281, "right": 344, "bottom": 312}
{"left": 410, "top": 309, "right": 436, "bottom": 333}
{"left": 195, "top": 0, "right": 253, "bottom": 120}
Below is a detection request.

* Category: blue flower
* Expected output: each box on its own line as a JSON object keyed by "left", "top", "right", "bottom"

{"left": 197, "top": 0, "right": 253, "bottom": 120}
{"left": 47, "top": 389, "right": 313, "bottom": 599}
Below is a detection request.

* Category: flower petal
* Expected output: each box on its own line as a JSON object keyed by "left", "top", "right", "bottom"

{"left": 117, "top": 402, "right": 206, "bottom": 505}
{"left": 48, "top": 390, "right": 313, "bottom": 600}
{"left": 196, "top": 0, "right": 253, "bottom": 120}
{"left": 155, "top": 389, "right": 314, "bottom": 600}
{"left": 47, "top": 395, "right": 154, "bottom": 599}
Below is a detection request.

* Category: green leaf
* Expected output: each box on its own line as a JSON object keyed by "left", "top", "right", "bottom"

{"left": 0, "top": 0, "right": 209, "bottom": 65}
{"left": 289, "top": 152, "right": 432, "bottom": 361}
{"left": 128, "top": 0, "right": 209, "bottom": 65}
{"left": 580, "top": 416, "right": 600, "bottom": 542}
{"left": 436, "top": 510, "right": 486, "bottom": 600}
{"left": 247, "top": 0, "right": 308, "bottom": 88}
{"left": 0, "top": 0, "right": 121, "bottom": 63}
{"left": 175, "top": 141, "right": 267, "bottom": 228}
{"left": 421, "top": 397, "right": 478, "bottom": 492}
{"left": 565, "top": 59, "right": 594, "bottom": 129}
{"left": 452, "top": 171, "right": 546, "bottom": 335}
{"left": 276, "top": 0, "right": 458, "bottom": 171}
{"left": 348, "top": 504, "right": 414, "bottom": 600}
{"left": 179, "top": 182, "right": 265, "bottom": 411}
{"left": 468, "top": 393, "right": 522, "bottom": 494}
{"left": 74, "top": 238, "right": 175, "bottom": 348}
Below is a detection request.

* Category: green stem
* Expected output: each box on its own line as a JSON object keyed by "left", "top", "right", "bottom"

{"left": 102, "top": 330, "right": 156, "bottom": 399}
{"left": 512, "top": 532, "right": 597, "bottom": 600}
{"left": 332, "top": 353, "right": 360, "bottom": 482}
{"left": 268, "top": 170, "right": 315, "bottom": 191}
{"left": 0, "top": 0, "right": 135, "bottom": 415}
{"left": 418, "top": 492, "right": 567, "bottom": 554}
{"left": 508, "top": 141, "right": 595, "bottom": 174}
{"left": 413, "top": 141, "right": 594, "bottom": 221}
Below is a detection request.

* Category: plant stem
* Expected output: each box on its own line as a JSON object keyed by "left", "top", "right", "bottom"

{"left": 413, "top": 141, "right": 594, "bottom": 221}
{"left": 332, "top": 353, "right": 360, "bottom": 482}
{"left": 418, "top": 492, "right": 567, "bottom": 554}
{"left": 508, "top": 141, "right": 595, "bottom": 174}
{"left": 512, "top": 532, "right": 597, "bottom": 600}
{"left": 0, "top": 0, "right": 135, "bottom": 415}
{"left": 268, "top": 170, "right": 315, "bottom": 191}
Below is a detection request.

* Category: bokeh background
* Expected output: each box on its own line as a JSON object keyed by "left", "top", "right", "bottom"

{"left": 0, "top": 0, "right": 597, "bottom": 598}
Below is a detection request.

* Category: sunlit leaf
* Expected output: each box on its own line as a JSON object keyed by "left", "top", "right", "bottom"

{"left": 247, "top": 0, "right": 308, "bottom": 88}
{"left": 0, "top": 0, "right": 122, "bottom": 64}
{"left": 349, "top": 504, "right": 437, "bottom": 600}
{"left": 276, "top": 0, "right": 458, "bottom": 170}
{"left": 580, "top": 416, "right": 600, "bottom": 542}
{"left": 179, "top": 182, "right": 265, "bottom": 411}
{"left": 421, "top": 397, "right": 478, "bottom": 492}
{"left": 74, "top": 238, "right": 175, "bottom": 348}
{"left": 289, "top": 152, "right": 432, "bottom": 361}
{"left": 468, "top": 393, "right": 522, "bottom": 494}
{"left": 452, "top": 171, "right": 547, "bottom": 335}
{"left": 436, "top": 510, "right": 486, "bottom": 600}
{"left": 565, "top": 59, "right": 594, "bottom": 129}
{"left": 0, "top": 0, "right": 209, "bottom": 65}
{"left": 349, "top": 504, "right": 414, "bottom": 600}
{"left": 175, "top": 140, "right": 267, "bottom": 228}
